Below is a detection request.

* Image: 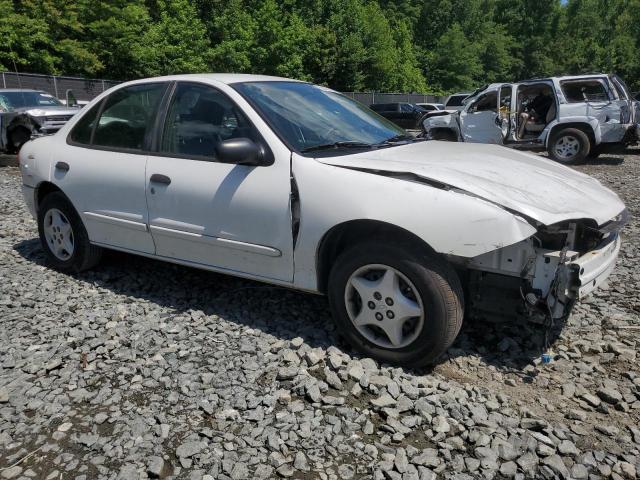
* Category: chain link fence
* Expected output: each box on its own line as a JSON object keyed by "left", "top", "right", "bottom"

{"left": 2, "top": 71, "right": 447, "bottom": 105}
{"left": 343, "top": 92, "right": 446, "bottom": 105}
{"left": 1, "top": 72, "right": 120, "bottom": 102}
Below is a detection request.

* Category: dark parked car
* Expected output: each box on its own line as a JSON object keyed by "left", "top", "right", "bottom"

{"left": 369, "top": 103, "right": 427, "bottom": 129}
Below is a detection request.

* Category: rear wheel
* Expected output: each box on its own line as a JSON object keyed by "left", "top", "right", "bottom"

{"left": 328, "top": 242, "right": 464, "bottom": 367}
{"left": 38, "top": 192, "right": 102, "bottom": 273}
{"left": 548, "top": 128, "right": 590, "bottom": 164}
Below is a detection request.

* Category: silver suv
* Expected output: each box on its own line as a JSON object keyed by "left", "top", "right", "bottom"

{"left": 422, "top": 74, "right": 639, "bottom": 164}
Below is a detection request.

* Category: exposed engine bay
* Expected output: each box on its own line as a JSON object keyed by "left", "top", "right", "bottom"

{"left": 453, "top": 213, "right": 627, "bottom": 324}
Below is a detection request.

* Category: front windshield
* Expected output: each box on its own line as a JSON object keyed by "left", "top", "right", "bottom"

{"left": 233, "top": 81, "right": 406, "bottom": 152}
{"left": 0, "top": 91, "right": 63, "bottom": 112}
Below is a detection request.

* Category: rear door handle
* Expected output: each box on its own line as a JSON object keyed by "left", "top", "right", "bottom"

{"left": 150, "top": 174, "right": 171, "bottom": 185}
{"left": 55, "top": 161, "right": 70, "bottom": 172}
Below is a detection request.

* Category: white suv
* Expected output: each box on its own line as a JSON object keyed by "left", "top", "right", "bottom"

{"left": 19, "top": 74, "right": 627, "bottom": 366}
{"left": 423, "top": 74, "right": 639, "bottom": 164}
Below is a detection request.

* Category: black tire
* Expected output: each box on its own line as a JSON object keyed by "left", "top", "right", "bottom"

{"left": 38, "top": 191, "right": 102, "bottom": 273}
{"left": 548, "top": 128, "right": 590, "bottom": 165}
{"left": 327, "top": 241, "right": 464, "bottom": 367}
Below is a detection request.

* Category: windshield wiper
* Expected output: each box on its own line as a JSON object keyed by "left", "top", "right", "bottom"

{"left": 301, "top": 141, "right": 373, "bottom": 153}
{"left": 374, "top": 134, "right": 424, "bottom": 147}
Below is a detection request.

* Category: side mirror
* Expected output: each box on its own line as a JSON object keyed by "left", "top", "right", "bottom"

{"left": 66, "top": 89, "right": 78, "bottom": 108}
{"left": 215, "top": 138, "right": 263, "bottom": 165}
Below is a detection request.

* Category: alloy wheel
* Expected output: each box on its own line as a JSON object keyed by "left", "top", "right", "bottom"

{"left": 43, "top": 208, "right": 75, "bottom": 261}
{"left": 553, "top": 135, "right": 580, "bottom": 160}
{"left": 344, "top": 264, "right": 424, "bottom": 349}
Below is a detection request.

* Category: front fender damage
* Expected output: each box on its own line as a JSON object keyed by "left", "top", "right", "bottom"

{"left": 0, "top": 112, "right": 38, "bottom": 152}
{"left": 458, "top": 215, "right": 626, "bottom": 324}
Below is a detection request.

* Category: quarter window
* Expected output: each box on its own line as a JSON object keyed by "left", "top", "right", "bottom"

{"left": 68, "top": 102, "right": 101, "bottom": 145}
{"left": 92, "top": 83, "right": 166, "bottom": 150}
{"left": 160, "top": 83, "right": 257, "bottom": 159}
{"left": 561, "top": 80, "right": 610, "bottom": 103}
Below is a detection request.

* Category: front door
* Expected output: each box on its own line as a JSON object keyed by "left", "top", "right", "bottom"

{"left": 145, "top": 82, "right": 294, "bottom": 282}
{"left": 54, "top": 82, "right": 168, "bottom": 254}
{"left": 460, "top": 89, "right": 504, "bottom": 144}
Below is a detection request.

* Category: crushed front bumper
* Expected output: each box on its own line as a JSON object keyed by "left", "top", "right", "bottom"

{"left": 571, "top": 232, "right": 621, "bottom": 299}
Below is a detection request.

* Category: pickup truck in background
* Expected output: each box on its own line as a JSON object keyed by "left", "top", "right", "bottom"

{"left": 0, "top": 89, "right": 81, "bottom": 153}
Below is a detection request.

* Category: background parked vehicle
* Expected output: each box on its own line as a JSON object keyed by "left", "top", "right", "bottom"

{"left": 369, "top": 102, "right": 428, "bottom": 129}
{"left": 422, "top": 74, "right": 639, "bottom": 164}
{"left": 416, "top": 102, "right": 444, "bottom": 111}
{"left": 443, "top": 92, "right": 471, "bottom": 110}
{"left": 0, "top": 88, "right": 80, "bottom": 153}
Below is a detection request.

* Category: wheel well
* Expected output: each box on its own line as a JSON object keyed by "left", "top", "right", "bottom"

{"left": 35, "top": 182, "right": 63, "bottom": 212}
{"left": 316, "top": 220, "right": 436, "bottom": 293}
{"left": 548, "top": 123, "right": 595, "bottom": 148}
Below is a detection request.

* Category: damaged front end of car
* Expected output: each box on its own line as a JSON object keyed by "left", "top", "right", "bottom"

{"left": 455, "top": 211, "right": 627, "bottom": 324}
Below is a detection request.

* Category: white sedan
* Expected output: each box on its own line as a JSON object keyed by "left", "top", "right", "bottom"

{"left": 19, "top": 74, "right": 627, "bottom": 366}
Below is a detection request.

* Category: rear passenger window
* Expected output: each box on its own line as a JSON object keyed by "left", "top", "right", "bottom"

{"left": 160, "top": 83, "right": 257, "bottom": 159}
{"left": 68, "top": 102, "right": 101, "bottom": 145}
{"left": 92, "top": 83, "right": 166, "bottom": 150}
{"left": 561, "top": 80, "right": 609, "bottom": 103}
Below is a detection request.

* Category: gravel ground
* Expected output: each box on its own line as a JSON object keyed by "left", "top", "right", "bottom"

{"left": 1, "top": 150, "right": 639, "bottom": 480}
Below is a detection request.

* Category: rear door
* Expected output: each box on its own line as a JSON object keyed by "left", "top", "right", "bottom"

{"left": 459, "top": 89, "right": 504, "bottom": 144}
{"left": 55, "top": 82, "right": 168, "bottom": 253}
{"left": 610, "top": 75, "right": 635, "bottom": 125}
{"left": 144, "top": 81, "right": 294, "bottom": 282}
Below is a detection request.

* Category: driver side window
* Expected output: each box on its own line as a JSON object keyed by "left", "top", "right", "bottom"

{"left": 470, "top": 91, "right": 498, "bottom": 113}
{"left": 160, "top": 83, "right": 256, "bottom": 160}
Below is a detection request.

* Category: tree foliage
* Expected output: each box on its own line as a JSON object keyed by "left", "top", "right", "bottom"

{"left": 1, "top": 0, "right": 639, "bottom": 93}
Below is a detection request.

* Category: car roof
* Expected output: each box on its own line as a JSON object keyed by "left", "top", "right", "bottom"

{"left": 519, "top": 73, "right": 609, "bottom": 82}
{"left": 0, "top": 89, "right": 46, "bottom": 93}
{"left": 121, "top": 73, "right": 304, "bottom": 87}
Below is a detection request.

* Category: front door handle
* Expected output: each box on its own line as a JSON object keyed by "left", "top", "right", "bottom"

{"left": 150, "top": 174, "right": 171, "bottom": 185}
{"left": 55, "top": 161, "right": 70, "bottom": 172}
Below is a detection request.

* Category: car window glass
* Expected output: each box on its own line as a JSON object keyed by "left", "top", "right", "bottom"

{"left": 470, "top": 92, "right": 497, "bottom": 112}
{"left": 0, "top": 91, "right": 62, "bottom": 111}
{"left": 233, "top": 81, "right": 404, "bottom": 152}
{"left": 68, "top": 101, "right": 101, "bottom": 145}
{"left": 400, "top": 104, "right": 414, "bottom": 113}
{"left": 561, "top": 80, "right": 609, "bottom": 103}
{"left": 160, "top": 83, "right": 257, "bottom": 159}
{"left": 93, "top": 83, "right": 165, "bottom": 150}
{"left": 610, "top": 77, "right": 628, "bottom": 100}
{"left": 446, "top": 95, "right": 466, "bottom": 107}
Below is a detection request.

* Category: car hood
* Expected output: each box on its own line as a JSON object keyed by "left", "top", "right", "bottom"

{"left": 315, "top": 141, "right": 625, "bottom": 226}
{"left": 15, "top": 106, "right": 79, "bottom": 117}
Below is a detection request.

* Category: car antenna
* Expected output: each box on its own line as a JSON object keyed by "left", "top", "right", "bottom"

{"left": 7, "top": 43, "right": 27, "bottom": 106}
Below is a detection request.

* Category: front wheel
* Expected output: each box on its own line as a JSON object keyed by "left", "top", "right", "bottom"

{"left": 328, "top": 242, "right": 464, "bottom": 367}
{"left": 548, "top": 128, "right": 590, "bottom": 164}
{"left": 38, "top": 192, "right": 102, "bottom": 273}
